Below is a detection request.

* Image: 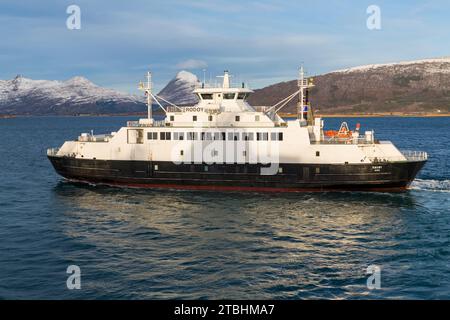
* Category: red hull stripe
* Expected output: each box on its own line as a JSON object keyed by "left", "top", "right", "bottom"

{"left": 67, "top": 179, "right": 408, "bottom": 193}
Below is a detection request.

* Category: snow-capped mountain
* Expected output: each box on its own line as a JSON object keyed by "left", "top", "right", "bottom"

{"left": 2, "top": 58, "right": 450, "bottom": 116}
{"left": 157, "top": 70, "right": 200, "bottom": 106}
{"left": 249, "top": 57, "right": 450, "bottom": 114}
{"left": 0, "top": 75, "right": 145, "bottom": 115}
{"left": 331, "top": 57, "right": 450, "bottom": 74}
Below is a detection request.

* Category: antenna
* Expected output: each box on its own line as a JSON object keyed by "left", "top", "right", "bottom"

{"left": 146, "top": 71, "right": 152, "bottom": 120}
{"left": 297, "top": 64, "right": 314, "bottom": 124}
{"left": 138, "top": 71, "right": 153, "bottom": 121}
{"left": 298, "top": 65, "right": 305, "bottom": 121}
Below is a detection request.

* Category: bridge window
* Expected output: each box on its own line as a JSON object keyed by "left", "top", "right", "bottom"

{"left": 271, "top": 132, "right": 276, "bottom": 141}
{"left": 201, "top": 94, "right": 213, "bottom": 100}
{"left": 213, "top": 132, "right": 225, "bottom": 140}
{"left": 174, "top": 132, "right": 184, "bottom": 140}
{"left": 223, "top": 93, "right": 236, "bottom": 99}
{"left": 201, "top": 132, "right": 213, "bottom": 140}
{"left": 187, "top": 132, "right": 198, "bottom": 140}
{"left": 257, "top": 132, "right": 268, "bottom": 141}
{"left": 242, "top": 133, "right": 254, "bottom": 141}
{"left": 147, "top": 132, "right": 157, "bottom": 140}
{"left": 160, "top": 132, "right": 171, "bottom": 140}
{"left": 271, "top": 132, "right": 284, "bottom": 141}
{"left": 237, "top": 93, "right": 248, "bottom": 100}
{"left": 228, "top": 132, "right": 239, "bottom": 141}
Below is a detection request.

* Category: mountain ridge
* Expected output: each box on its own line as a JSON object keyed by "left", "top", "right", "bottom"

{"left": 248, "top": 57, "right": 450, "bottom": 114}
{"left": 330, "top": 57, "right": 450, "bottom": 74}
{"left": 2, "top": 58, "right": 450, "bottom": 115}
{"left": 0, "top": 75, "right": 146, "bottom": 115}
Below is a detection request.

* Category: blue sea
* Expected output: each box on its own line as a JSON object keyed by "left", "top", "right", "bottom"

{"left": 0, "top": 116, "right": 449, "bottom": 299}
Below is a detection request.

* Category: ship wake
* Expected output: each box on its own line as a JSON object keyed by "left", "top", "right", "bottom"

{"left": 410, "top": 179, "right": 450, "bottom": 193}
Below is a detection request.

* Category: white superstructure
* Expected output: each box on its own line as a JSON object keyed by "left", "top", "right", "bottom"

{"left": 50, "top": 69, "right": 425, "bottom": 166}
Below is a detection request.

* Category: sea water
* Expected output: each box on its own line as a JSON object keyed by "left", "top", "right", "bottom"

{"left": 0, "top": 116, "right": 449, "bottom": 299}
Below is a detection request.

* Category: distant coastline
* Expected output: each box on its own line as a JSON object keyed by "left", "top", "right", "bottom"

{"left": 279, "top": 112, "right": 450, "bottom": 118}
{"left": 2, "top": 112, "right": 450, "bottom": 118}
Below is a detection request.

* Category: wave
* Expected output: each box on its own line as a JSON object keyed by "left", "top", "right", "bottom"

{"left": 411, "top": 179, "right": 450, "bottom": 193}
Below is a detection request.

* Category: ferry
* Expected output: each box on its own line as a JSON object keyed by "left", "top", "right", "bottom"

{"left": 47, "top": 68, "right": 427, "bottom": 192}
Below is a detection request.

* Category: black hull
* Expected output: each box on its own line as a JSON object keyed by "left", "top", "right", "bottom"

{"left": 48, "top": 156, "right": 426, "bottom": 192}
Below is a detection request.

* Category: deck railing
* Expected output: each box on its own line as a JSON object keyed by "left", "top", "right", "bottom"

{"left": 166, "top": 106, "right": 195, "bottom": 112}
{"left": 47, "top": 148, "right": 59, "bottom": 156}
{"left": 253, "top": 106, "right": 270, "bottom": 113}
{"left": 153, "top": 120, "right": 167, "bottom": 127}
{"left": 127, "top": 120, "right": 167, "bottom": 127}
{"left": 126, "top": 120, "right": 151, "bottom": 127}
{"left": 401, "top": 150, "right": 428, "bottom": 161}
{"left": 369, "top": 150, "right": 428, "bottom": 163}
{"left": 317, "top": 137, "right": 378, "bottom": 145}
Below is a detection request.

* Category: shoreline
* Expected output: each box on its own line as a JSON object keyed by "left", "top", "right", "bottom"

{"left": 279, "top": 112, "right": 450, "bottom": 118}
{"left": 2, "top": 112, "right": 450, "bottom": 119}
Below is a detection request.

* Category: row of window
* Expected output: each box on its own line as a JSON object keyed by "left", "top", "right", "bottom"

{"left": 170, "top": 115, "right": 259, "bottom": 122}
{"left": 199, "top": 93, "right": 249, "bottom": 100}
{"left": 147, "top": 131, "right": 284, "bottom": 141}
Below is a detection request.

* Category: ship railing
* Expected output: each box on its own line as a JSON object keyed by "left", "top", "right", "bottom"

{"left": 166, "top": 106, "right": 195, "bottom": 112}
{"left": 400, "top": 150, "right": 428, "bottom": 161}
{"left": 47, "top": 148, "right": 59, "bottom": 156}
{"left": 167, "top": 105, "right": 274, "bottom": 113}
{"left": 153, "top": 120, "right": 166, "bottom": 127}
{"left": 318, "top": 137, "right": 378, "bottom": 145}
{"left": 127, "top": 120, "right": 168, "bottom": 127}
{"left": 77, "top": 133, "right": 113, "bottom": 142}
{"left": 254, "top": 106, "right": 270, "bottom": 113}
{"left": 127, "top": 120, "right": 143, "bottom": 127}
{"left": 368, "top": 151, "right": 428, "bottom": 163}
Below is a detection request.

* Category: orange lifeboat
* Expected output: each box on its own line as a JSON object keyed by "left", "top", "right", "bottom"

{"left": 324, "top": 122, "right": 354, "bottom": 138}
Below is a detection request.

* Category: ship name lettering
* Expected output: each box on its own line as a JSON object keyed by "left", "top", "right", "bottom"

{"left": 184, "top": 107, "right": 203, "bottom": 112}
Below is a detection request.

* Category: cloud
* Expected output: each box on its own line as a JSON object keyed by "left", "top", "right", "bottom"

{"left": 176, "top": 59, "right": 208, "bottom": 70}
{"left": 1, "top": 0, "right": 449, "bottom": 94}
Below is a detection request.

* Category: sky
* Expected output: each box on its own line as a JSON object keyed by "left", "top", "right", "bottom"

{"left": 1, "top": 0, "right": 450, "bottom": 94}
